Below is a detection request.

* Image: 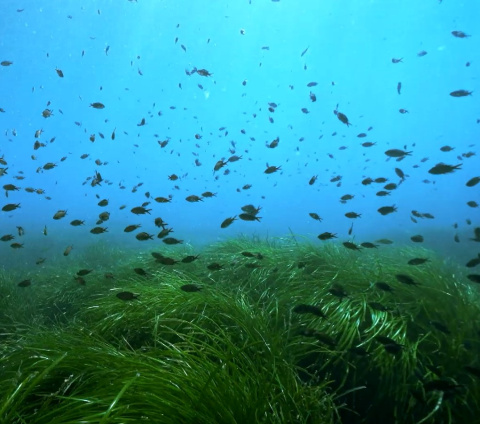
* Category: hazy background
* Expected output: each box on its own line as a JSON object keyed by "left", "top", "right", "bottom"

{"left": 0, "top": 0, "right": 478, "bottom": 271}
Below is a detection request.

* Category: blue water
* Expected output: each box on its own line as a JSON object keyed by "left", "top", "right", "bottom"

{"left": 0, "top": 0, "right": 479, "bottom": 270}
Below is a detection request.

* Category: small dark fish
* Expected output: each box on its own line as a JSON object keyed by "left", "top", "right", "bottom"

{"left": 449, "top": 89, "right": 472, "bottom": 97}
{"left": 428, "top": 163, "right": 462, "bottom": 174}
{"left": 385, "top": 149, "right": 411, "bottom": 158}
{"left": 378, "top": 205, "right": 397, "bottom": 215}
{"left": 451, "top": 30, "right": 470, "bottom": 38}
{"left": 376, "top": 238, "right": 393, "bottom": 245}
{"left": 90, "top": 226, "right": 108, "bottom": 234}
{"left": 181, "top": 255, "right": 199, "bottom": 263}
{"left": 466, "top": 255, "right": 480, "bottom": 268}
{"left": 417, "top": 50, "right": 427, "bottom": 57}
{"left": 116, "top": 291, "right": 139, "bottom": 301}
{"left": 90, "top": 102, "right": 105, "bottom": 109}
{"left": 309, "top": 212, "right": 322, "bottom": 221}
{"left": 375, "top": 335, "right": 398, "bottom": 345}
{"left": 207, "top": 263, "right": 223, "bottom": 271}
{"left": 77, "top": 269, "right": 93, "bottom": 276}
{"left": 395, "top": 274, "right": 419, "bottom": 286}
{"left": 221, "top": 216, "right": 236, "bottom": 228}
{"left": 345, "top": 212, "right": 361, "bottom": 218}
{"left": 397, "top": 82, "right": 402, "bottom": 94}
{"left": 361, "top": 242, "right": 379, "bottom": 249}
{"left": 424, "top": 379, "right": 462, "bottom": 393}
{"left": 328, "top": 285, "right": 348, "bottom": 298}
{"left": 466, "top": 176, "right": 480, "bottom": 187}
{"left": 410, "top": 234, "right": 424, "bottom": 243}
{"left": 134, "top": 268, "right": 148, "bottom": 276}
{"left": 375, "top": 282, "right": 394, "bottom": 292}
{"left": 318, "top": 232, "right": 337, "bottom": 240}
{"left": 239, "top": 213, "right": 261, "bottom": 222}
{"left": 306, "top": 82, "right": 317, "bottom": 87}
{"left": 408, "top": 258, "right": 429, "bottom": 266}
{"left": 264, "top": 165, "right": 281, "bottom": 174}
{"left": 392, "top": 58, "right": 403, "bottom": 63}
{"left": 163, "top": 237, "right": 183, "bottom": 245}
{"left": 17, "top": 279, "right": 32, "bottom": 287}
{"left": 343, "top": 241, "right": 361, "bottom": 251}
{"left": 368, "top": 302, "right": 391, "bottom": 312}
{"left": 180, "top": 284, "right": 202, "bottom": 292}
{"left": 336, "top": 111, "right": 351, "bottom": 127}
{"left": 467, "top": 274, "right": 480, "bottom": 283}
{"left": 293, "top": 304, "right": 326, "bottom": 318}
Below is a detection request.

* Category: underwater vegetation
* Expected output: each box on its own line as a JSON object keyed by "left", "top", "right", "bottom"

{"left": 1, "top": 237, "right": 479, "bottom": 424}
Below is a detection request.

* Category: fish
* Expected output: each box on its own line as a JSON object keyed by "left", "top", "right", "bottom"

{"left": 185, "top": 195, "right": 203, "bottom": 202}
{"left": 467, "top": 274, "right": 480, "bottom": 283}
{"left": 53, "top": 210, "right": 67, "bottom": 220}
{"left": 466, "top": 176, "right": 480, "bottom": 187}
{"left": 368, "top": 302, "right": 391, "bottom": 312}
{"left": 335, "top": 111, "right": 351, "bottom": 126}
{"left": 395, "top": 274, "right": 419, "bottom": 286}
{"left": 63, "top": 245, "right": 73, "bottom": 256}
{"left": 451, "top": 31, "right": 470, "bottom": 38}
{"left": 293, "top": 304, "right": 326, "bottom": 318}
{"left": 361, "top": 242, "right": 379, "bottom": 248}
{"left": 309, "top": 212, "right": 322, "bottom": 221}
{"left": 17, "top": 279, "right": 32, "bottom": 287}
{"left": 181, "top": 255, "right": 200, "bottom": 263}
{"left": 90, "top": 227, "right": 108, "bottom": 234}
{"left": 163, "top": 237, "right": 183, "bottom": 245}
{"left": 264, "top": 165, "right": 281, "bottom": 174}
{"left": 207, "top": 263, "right": 223, "bottom": 271}
{"left": 70, "top": 220, "right": 85, "bottom": 226}
{"left": 180, "top": 284, "right": 202, "bottom": 292}
{"left": 221, "top": 216, "right": 236, "bottom": 228}
{"left": 375, "top": 282, "right": 394, "bottom": 292}
{"left": 131, "top": 206, "right": 151, "bottom": 215}
{"left": 239, "top": 213, "right": 261, "bottom": 222}
{"left": 318, "top": 232, "right": 337, "bottom": 240}
{"left": 124, "top": 224, "right": 141, "bottom": 233}
{"left": 378, "top": 205, "right": 397, "bottom": 215}
{"left": 116, "top": 291, "right": 139, "bottom": 301}
{"left": 408, "top": 258, "right": 429, "bottom": 265}
{"left": 397, "top": 82, "right": 402, "bottom": 94}
{"left": 428, "top": 163, "right": 462, "bottom": 174}
{"left": 376, "top": 239, "right": 393, "bottom": 244}
{"left": 343, "top": 241, "right": 361, "bottom": 251}
{"left": 328, "top": 285, "right": 348, "bottom": 298}
{"left": 466, "top": 255, "right": 480, "bottom": 268}
{"left": 385, "top": 149, "right": 411, "bottom": 158}
{"left": 2, "top": 203, "right": 20, "bottom": 212}
{"left": 136, "top": 232, "right": 154, "bottom": 241}
{"left": 449, "top": 90, "right": 472, "bottom": 97}
{"left": 345, "top": 212, "right": 361, "bottom": 218}
{"left": 90, "top": 102, "right": 105, "bottom": 109}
